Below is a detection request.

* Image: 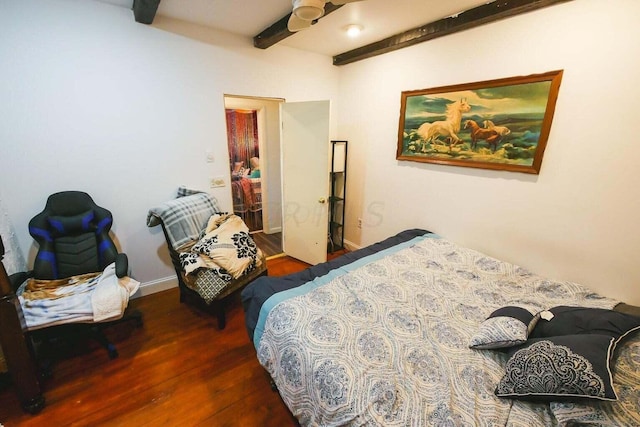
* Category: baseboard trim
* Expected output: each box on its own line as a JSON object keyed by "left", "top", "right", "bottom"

{"left": 134, "top": 276, "right": 177, "bottom": 298}
{"left": 343, "top": 239, "right": 361, "bottom": 252}
{"left": 134, "top": 240, "right": 359, "bottom": 299}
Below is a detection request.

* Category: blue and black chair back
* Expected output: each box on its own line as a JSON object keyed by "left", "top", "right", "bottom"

{"left": 28, "top": 191, "right": 118, "bottom": 280}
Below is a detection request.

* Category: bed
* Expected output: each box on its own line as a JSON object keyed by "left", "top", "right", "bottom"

{"left": 241, "top": 229, "right": 640, "bottom": 426}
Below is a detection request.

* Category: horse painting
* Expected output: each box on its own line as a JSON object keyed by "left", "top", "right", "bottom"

{"left": 464, "top": 119, "right": 501, "bottom": 152}
{"left": 416, "top": 99, "right": 471, "bottom": 148}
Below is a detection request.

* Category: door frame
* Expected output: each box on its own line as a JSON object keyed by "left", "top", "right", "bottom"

{"left": 222, "top": 95, "right": 332, "bottom": 265}
{"left": 223, "top": 95, "right": 284, "bottom": 234}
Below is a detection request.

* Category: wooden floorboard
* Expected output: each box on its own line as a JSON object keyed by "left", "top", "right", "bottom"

{"left": 251, "top": 231, "right": 282, "bottom": 258}
{"left": 0, "top": 255, "right": 328, "bottom": 426}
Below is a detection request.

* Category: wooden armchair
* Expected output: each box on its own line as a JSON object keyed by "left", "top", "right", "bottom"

{"left": 147, "top": 191, "right": 267, "bottom": 329}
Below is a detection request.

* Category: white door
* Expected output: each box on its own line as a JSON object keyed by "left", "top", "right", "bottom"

{"left": 281, "top": 100, "right": 330, "bottom": 265}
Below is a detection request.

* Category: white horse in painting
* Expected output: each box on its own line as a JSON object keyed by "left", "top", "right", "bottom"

{"left": 416, "top": 99, "right": 471, "bottom": 148}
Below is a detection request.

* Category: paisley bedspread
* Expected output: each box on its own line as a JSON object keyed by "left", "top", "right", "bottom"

{"left": 255, "top": 235, "right": 634, "bottom": 426}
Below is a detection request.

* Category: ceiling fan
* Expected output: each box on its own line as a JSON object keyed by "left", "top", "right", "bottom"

{"left": 288, "top": 0, "right": 365, "bottom": 32}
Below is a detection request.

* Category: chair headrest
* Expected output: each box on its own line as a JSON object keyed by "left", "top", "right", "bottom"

{"left": 29, "top": 191, "right": 113, "bottom": 241}
{"left": 45, "top": 191, "right": 96, "bottom": 216}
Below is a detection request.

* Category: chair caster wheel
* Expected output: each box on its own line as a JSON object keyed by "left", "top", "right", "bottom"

{"left": 22, "top": 395, "right": 46, "bottom": 414}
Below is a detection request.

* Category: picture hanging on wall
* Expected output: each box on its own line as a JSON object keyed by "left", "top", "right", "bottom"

{"left": 396, "top": 70, "right": 563, "bottom": 174}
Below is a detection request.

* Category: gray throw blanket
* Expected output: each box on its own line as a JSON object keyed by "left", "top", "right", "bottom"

{"left": 147, "top": 192, "right": 221, "bottom": 249}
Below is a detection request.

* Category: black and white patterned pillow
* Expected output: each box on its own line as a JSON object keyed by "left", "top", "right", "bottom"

{"left": 495, "top": 334, "right": 618, "bottom": 402}
{"left": 549, "top": 333, "right": 640, "bottom": 426}
{"left": 469, "top": 306, "right": 536, "bottom": 350}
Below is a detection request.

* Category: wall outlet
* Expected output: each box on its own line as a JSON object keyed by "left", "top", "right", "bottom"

{"left": 210, "top": 176, "right": 225, "bottom": 188}
{"left": 357, "top": 218, "right": 362, "bottom": 228}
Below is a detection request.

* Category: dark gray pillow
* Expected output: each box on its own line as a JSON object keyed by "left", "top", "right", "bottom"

{"left": 530, "top": 306, "right": 640, "bottom": 347}
{"left": 469, "top": 306, "right": 536, "bottom": 350}
{"left": 495, "top": 334, "right": 617, "bottom": 402}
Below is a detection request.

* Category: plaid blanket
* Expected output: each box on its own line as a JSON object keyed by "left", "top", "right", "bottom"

{"left": 147, "top": 192, "right": 221, "bottom": 248}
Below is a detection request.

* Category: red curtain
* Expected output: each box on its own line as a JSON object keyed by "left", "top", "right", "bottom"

{"left": 225, "top": 109, "right": 259, "bottom": 170}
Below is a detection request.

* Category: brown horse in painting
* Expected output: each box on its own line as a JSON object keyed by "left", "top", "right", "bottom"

{"left": 464, "top": 120, "right": 501, "bottom": 152}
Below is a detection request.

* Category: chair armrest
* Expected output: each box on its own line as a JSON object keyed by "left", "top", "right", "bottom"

{"left": 9, "top": 271, "right": 31, "bottom": 293}
{"left": 115, "top": 253, "right": 128, "bottom": 278}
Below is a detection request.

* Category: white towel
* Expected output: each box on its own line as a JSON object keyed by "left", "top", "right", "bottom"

{"left": 91, "top": 264, "right": 140, "bottom": 322}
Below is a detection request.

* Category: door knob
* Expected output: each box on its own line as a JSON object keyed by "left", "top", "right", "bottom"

{"left": 318, "top": 198, "right": 326, "bottom": 204}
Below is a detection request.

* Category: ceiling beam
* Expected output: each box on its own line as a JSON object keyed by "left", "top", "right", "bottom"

{"left": 133, "top": 0, "right": 161, "bottom": 25}
{"left": 333, "top": 0, "right": 572, "bottom": 66}
{"left": 254, "top": 3, "right": 344, "bottom": 50}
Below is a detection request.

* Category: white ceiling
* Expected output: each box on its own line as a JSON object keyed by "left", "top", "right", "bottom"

{"left": 100, "top": 0, "right": 490, "bottom": 57}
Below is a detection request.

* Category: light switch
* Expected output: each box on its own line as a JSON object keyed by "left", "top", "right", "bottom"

{"left": 206, "top": 150, "right": 215, "bottom": 163}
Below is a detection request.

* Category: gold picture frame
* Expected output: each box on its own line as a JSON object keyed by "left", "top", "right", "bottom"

{"left": 396, "top": 70, "right": 563, "bottom": 174}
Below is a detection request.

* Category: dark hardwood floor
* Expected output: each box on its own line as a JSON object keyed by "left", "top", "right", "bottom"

{"left": 0, "top": 255, "right": 327, "bottom": 426}
{"left": 251, "top": 231, "right": 282, "bottom": 258}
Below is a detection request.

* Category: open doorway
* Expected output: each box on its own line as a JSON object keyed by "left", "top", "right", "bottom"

{"left": 223, "top": 95, "right": 283, "bottom": 257}
{"left": 225, "top": 108, "right": 261, "bottom": 231}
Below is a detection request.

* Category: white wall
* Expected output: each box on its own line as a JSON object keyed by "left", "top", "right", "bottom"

{"left": 338, "top": 0, "right": 640, "bottom": 304}
{"left": 0, "top": 0, "right": 339, "bottom": 290}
